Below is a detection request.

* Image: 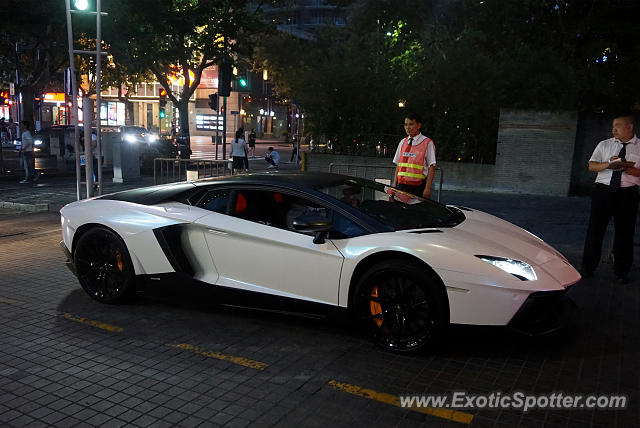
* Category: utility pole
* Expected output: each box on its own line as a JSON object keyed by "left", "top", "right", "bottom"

{"left": 65, "top": 0, "right": 82, "bottom": 200}
{"left": 65, "top": 0, "right": 108, "bottom": 199}
{"left": 95, "top": 0, "right": 103, "bottom": 195}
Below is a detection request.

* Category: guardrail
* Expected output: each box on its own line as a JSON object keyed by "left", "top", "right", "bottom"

{"left": 154, "top": 158, "right": 233, "bottom": 185}
{"left": 328, "top": 163, "right": 443, "bottom": 202}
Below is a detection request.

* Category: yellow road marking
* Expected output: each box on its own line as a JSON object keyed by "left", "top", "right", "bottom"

{"left": 0, "top": 296, "right": 21, "bottom": 305}
{"left": 59, "top": 312, "right": 124, "bottom": 333}
{"left": 328, "top": 380, "right": 474, "bottom": 425}
{"left": 167, "top": 343, "right": 268, "bottom": 371}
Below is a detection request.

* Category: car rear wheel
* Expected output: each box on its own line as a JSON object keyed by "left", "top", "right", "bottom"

{"left": 353, "top": 260, "right": 448, "bottom": 352}
{"left": 74, "top": 226, "right": 135, "bottom": 304}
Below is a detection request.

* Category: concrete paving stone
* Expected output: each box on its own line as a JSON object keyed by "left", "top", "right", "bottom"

{"left": 130, "top": 413, "right": 160, "bottom": 428}
{"left": 224, "top": 416, "right": 253, "bottom": 428}
{"left": 117, "top": 408, "right": 144, "bottom": 423}
{"left": 162, "top": 410, "right": 189, "bottom": 425}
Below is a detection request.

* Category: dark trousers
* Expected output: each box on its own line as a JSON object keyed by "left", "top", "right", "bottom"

{"left": 582, "top": 184, "right": 639, "bottom": 276}
{"left": 265, "top": 156, "right": 277, "bottom": 167}
{"left": 396, "top": 181, "right": 426, "bottom": 197}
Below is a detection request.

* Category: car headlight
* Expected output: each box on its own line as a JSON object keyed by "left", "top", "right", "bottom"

{"left": 146, "top": 134, "right": 157, "bottom": 143}
{"left": 124, "top": 134, "right": 137, "bottom": 143}
{"left": 34, "top": 139, "right": 43, "bottom": 146}
{"left": 476, "top": 255, "right": 537, "bottom": 281}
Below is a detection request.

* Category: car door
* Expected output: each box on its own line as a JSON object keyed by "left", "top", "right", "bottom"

{"left": 196, "top": 188, "right": 345, "bottom": 305}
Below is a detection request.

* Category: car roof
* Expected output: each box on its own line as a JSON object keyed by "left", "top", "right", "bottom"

{"left": 98, "top": 172, "right": 364, "bottom": 205}
{"left": 192, "top": 171, "right": 352, "bottom": 190}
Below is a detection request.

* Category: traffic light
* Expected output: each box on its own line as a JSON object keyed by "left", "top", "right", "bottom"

{"left": 0, "top": 91, "right": 7, "bottom": 105}
{"left": 73, "top": 0, "right": 89, "bottom": 10}
{"left": 218, "top": 59, "right": 232, "bottom": 97}
{"left": 208, "top": 93, "right": 218, "bottom": 111}
{"left": 234, "top": 69, "right": 250, "bottom": 92}
{"left": 159, "top": 88, "right": 167, "bottom": 119}
{"left": 159, "top": 88, "right": 167, "bottom": 107}
{"left": 72, "top": 0, "right": 96, "bottom": 11}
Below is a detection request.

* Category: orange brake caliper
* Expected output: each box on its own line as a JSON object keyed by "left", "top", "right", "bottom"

{"left": 369, "top": 286, "right": 383, "bottom": 327}
{"left": 115, "top": 251, "right": 124, "bottom": 271}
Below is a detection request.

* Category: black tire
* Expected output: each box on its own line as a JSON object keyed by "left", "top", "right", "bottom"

{"left": 352, "top": 259, "right": 448, "bottom": 352}
{"left": 73, "top": 226, "right": 136, "bottom": 304}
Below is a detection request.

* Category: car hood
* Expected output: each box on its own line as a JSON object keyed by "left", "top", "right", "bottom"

{"left": 403, "top": 207, "right": 565, "bottom": 268}
{"left": 442, "top": 207, "right": 564, "bottom": 266}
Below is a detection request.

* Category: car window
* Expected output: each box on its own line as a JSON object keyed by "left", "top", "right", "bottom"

{"left": 197, "top": 189, "right": 231, "bottom": 214}
{"left": 316, "top": 178, "right": 464, "bottom": 230}
{"left": 227, "top": 189, "right": 367, "bottom": 239}
{"left": 229, "top": 190, "right": 324, "bottom": 232}
{"left": 328, "top": 211, "right": 366, "bottom": 239}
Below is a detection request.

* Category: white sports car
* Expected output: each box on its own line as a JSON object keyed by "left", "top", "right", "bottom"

{"left": 60, "top": 172, "right": 581, "bottom": 352}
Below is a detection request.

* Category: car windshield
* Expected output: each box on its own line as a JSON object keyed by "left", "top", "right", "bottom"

{"left": 316, "top": 177, "right": 464, "bottom": 230}
{"left": 123, "top": 127, "right": 146, "bottom": 134}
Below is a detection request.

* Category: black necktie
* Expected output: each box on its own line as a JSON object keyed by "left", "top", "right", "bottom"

{"left": 610, "top": 143, "right": 629, "bottom": 191}
{"left": 408, "top": 137, "right": 414, "bottom": 146}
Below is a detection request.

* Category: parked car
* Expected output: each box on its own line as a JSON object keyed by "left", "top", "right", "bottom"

{"left": 60, "top": 172, "right": 581, "bottom": 352}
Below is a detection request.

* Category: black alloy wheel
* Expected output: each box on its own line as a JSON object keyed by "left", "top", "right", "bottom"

{"left": 353, "top": 260, "right": 448, "bottom": 352}
{"left": 74, "top": 226, "right": 135, "bottom": 304}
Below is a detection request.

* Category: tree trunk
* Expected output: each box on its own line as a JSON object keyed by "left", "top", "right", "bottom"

{"left": 176, "top": 99, "right": 191, "bottom": 158}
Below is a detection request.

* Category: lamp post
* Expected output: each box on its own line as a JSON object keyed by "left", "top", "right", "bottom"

{"left": 65, "top": 0, "right": 108, "bottom": 199}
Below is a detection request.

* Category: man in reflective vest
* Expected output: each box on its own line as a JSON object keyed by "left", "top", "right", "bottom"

{"left": 392, "top": 113, "right": 436, "bottom": 199}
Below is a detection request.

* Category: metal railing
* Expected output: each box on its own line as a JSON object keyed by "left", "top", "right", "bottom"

{"left": 328, "top": 163, "right": 443, "bottom": 202}
{"left": 154, "top": 158, "right": 233, "bottom": 185}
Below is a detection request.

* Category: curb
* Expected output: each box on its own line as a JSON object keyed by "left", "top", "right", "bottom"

{"left": 1, "top": 201, "right": 52, "bottom": 213}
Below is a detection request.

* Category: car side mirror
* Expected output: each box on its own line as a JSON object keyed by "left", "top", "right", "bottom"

{"left": 292, "top": 214, "right": 332, "bottom": 244}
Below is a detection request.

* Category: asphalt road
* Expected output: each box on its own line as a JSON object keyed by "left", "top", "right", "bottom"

{"left": 0, "top": 192, "right": 638, "bottom": 427}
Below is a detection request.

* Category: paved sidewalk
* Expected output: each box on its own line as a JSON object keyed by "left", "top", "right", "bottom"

{"left": 0, "top": 158, "right": 302, "bottom": 213}
{"left": 0, "top": 190, "right": 639, "bottom": 427}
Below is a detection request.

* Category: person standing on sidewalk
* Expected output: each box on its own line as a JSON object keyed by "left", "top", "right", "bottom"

{"left": 18, "top": 120, "right": 39, "bottom": 183}
{"left": 581, "top": 113, "right": 640, "bottom": 283}
{"left": 230, "top": 129, "right": 248, "bottom": 173}
{"left": 248, "top": 128, "right": 256, "bottom": 158}
{"left": 392, "top": 113, "right": 436, "bottom": 199}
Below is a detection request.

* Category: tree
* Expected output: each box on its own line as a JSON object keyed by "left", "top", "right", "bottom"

{"left": 0, "top": 0, "right": 67, "bottom": 124}
{"left": 105, "top": 0, "right": 266, "bottom": 147}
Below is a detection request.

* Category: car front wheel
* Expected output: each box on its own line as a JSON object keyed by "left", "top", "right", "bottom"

{"left": 353, "top": 259, "right": 448, "bottom": 352}
{"left": 74, "top": 226, "right": 135, "bottom": 304}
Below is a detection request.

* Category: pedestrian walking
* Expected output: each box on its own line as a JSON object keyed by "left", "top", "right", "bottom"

{"left": 0, "top": 118, "right": 7, "bottom": 146}
{"left": 230, "top": 129, "right": 248, "bottom": 173}
{"left": 392, "top": 113, "right": 436, "bottom": 199}
{"left": 7, "top": 118, "right": 17, "bottom": 143}
{"left": 265, "top": 147, "right": 280, "bottom": 168}
{"left": 18, "top": 120, "right": 38, "bottom": 183}
{"left": 290, "top": 136, "right": 298, "bottom": 163}
{"left": 248, "top": 128, "right": 256, "bottom": 158}
{"left": 581, "top": 113, "right": 640, "bottom": 283}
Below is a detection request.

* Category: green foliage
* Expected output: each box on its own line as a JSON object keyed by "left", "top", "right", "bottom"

{"left": 256, "top": 0, "right": 640, "bottom": 162}
{"left": 105, "top": 0, "right": 267, "bottom": 134}
{"left": 0, "top": 0, "right": 68, "bottom": 122}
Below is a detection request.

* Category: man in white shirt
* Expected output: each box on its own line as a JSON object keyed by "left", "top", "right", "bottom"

{"left": 392, "top": 113, "right": 436, "bottom": 199}
{"left": 18, "top": 120, "right": 39, "bottom": 183}
{"left": 582, "top": 114, "right": 640, "bottom": 283}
